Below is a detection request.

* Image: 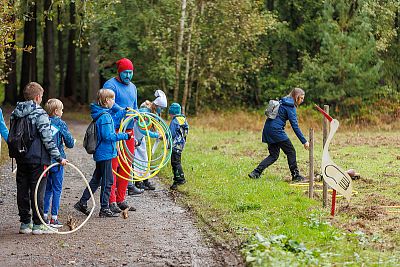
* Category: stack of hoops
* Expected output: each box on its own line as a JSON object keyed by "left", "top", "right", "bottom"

{"left": 115, "top": 108, "right": 172, "bottom": 182}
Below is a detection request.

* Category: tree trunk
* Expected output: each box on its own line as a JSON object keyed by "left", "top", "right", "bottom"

{"left": 20, "top": 2, "right": 37, "bottom": 100}
{"left": 79, "top": 47, "right": 87, "bottom": 103}
{"left": 43, "top": 0, "right": 56, "bottom": 100}
{"left": 88, "top": 36, "right": 100, "bottom": 104}
{"left": 64, "top": 1, "right": 76, "bottom": 99}
{"left": 173, "top": 0, "right": 187, "bottom": 102}
{"left": 182, "top": 5, "right": 197, "bottom": 114}
{"left": 57, "top": 6, "right": 65, "bottom": 98}
{"left": 267, "top": 0, "right": 274, "bottom": 11}
{"left": 4, "top": 0, "right": 17, "bottom": 105}
{"left": 4, "top": 40, "right": 18, "bottom": 105}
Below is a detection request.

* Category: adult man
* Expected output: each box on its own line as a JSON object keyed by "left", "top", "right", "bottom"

{"left": 103, "top": 58, "right": 138, "bottom": 213}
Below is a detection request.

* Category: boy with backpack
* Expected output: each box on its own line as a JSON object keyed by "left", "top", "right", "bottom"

{"left": 8, "top": 82, "right": 67, "bottom": 235}
{"left": 168, "top": 103, "right": 189, "bottom": 190}
{"left": 74, "top": 89, "right": 133, "bottom": 217}
{"left": 43, "top": 99, "right": 75, "bottom": 227}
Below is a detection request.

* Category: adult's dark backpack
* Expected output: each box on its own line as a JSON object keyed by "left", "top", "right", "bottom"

{"left": 83, "top": 112, "right": 107, "bottom": 154}
{"left": 8, "top": 116, "right": 34, "bottom": 158}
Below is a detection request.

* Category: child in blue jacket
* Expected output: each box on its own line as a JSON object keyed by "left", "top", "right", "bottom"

{"left": 43, "top": 99, "right": 75, "bottom": 227}
{"left": 248, "top": 88, "right": 309, "bottom": 182}
{"left": 0, "top": 107, "right": 9, "bottom": 205}
{"left": 168, "top": 103, "right": 189, "bottom": 190}
{"left": 74, "top": 89, "right": 132, "bottom": 217}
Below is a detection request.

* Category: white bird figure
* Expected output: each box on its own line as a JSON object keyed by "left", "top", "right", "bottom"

{"left": 316, "top": 105, "right": 352, "bottom": 201}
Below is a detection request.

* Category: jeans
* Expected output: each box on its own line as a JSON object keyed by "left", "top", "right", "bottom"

{"left": 171, "top": 150, "right": 185, "bottom": 182}
{"left": 80, "top": 160, "right": 113, "bottom": 209}
{"left": 44, "top": 165, "right": 64, "bottom": 216}
{"left": 16, "top": 163, "right": 47, "bottom": 225}
{"left": 254, "top": 139, "right": 298, "bottom": 174}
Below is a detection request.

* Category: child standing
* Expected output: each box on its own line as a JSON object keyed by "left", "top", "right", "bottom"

{"left": 74, "top": 89, "right": 132, "bottom": 217}
{"left": 168, "top": 103, "right": 189, "bottom": 190}
{"left": 9, "top": 82, "right": 67, "bottom": 235}
{"left": 248, "top": 87, "right": 309, "bottom": 181}
{"left": 43, "top": 99, "right": 75, "bottom": 227}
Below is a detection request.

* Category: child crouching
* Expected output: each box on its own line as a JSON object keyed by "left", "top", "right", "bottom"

{"left": 74, "top": 89, "right": 132, "bottom": 217}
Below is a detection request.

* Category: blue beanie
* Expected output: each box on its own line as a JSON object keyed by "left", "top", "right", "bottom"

{"left": 168, "top": 103, "right": 181, "bottom": 115}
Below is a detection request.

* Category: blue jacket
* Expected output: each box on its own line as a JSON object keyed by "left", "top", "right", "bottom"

{"left": 169, "top": 114, "right": 189, "bottom": 153}
{"left": 90, "top": 103, "right": 129, "bottom": 162}
{"left": 103, "top": 77, "right": 138, "bottom": 129}
{"left": 262, "top": 96, "right": 307, "bottom": 145}
{"left": 0, "top": 108, "right": 9, "bottom": 141}
{"left": 49, "top": 116, "right": 75, "bottom": 163}
{"left": 10, "top": 101, "right": 61, "bottom": 164}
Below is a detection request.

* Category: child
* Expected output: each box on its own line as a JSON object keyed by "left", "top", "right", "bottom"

{"left": 0, "top": 107, "right": 9, "bottom": 205}
{"left": 74, "top": 89, "right": 132, "bottom": 217}
{"left": 9, "top": 82, "right": 67, "bottom": 235}
{"left": 168, "top": 103, "right": 189, "bottom": 190}
{"left": 248, "top": 87, "right": 310, "bottom": 182}
{"left": 43, "top": 99, "right": 75, "bottom": 227}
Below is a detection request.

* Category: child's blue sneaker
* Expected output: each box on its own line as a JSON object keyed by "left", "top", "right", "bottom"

{"left": 32, "top": 224, "right": 58, "bottom": 235}
{"left": 50, "top": 218, "right": 63, "bottom": 228}
{"left": 19, "top": 222, "right": 33, "bottom": 234}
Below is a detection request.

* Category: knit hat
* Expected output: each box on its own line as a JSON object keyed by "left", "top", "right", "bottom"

{"left": 168, "top": 103, "right": 181, "bottom": 115}
{"left": 153, "top": 90, "right": 167, "bottom": 108}
{"left": 116, "top": 58, "right": 134, "bottom": 73}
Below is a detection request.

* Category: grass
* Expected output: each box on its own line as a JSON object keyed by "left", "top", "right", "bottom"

{"left": 159, "top": 110, "right": 400, "bottom": 266}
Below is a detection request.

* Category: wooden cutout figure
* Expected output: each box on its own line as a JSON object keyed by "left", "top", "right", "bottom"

{"left": 315, "top": 105, "right": 352, "bottom": 201}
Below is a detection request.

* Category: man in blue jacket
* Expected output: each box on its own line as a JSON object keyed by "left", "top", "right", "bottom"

{"left": 103, "top": 58, "right": 137, "bottom": 213}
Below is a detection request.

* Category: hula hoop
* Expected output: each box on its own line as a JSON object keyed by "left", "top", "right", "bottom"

{"left": 112, "top": 108, "right": 172, "bottom": 182}
{"left": 34, "top": 162, "right": 96, "bottom": 235}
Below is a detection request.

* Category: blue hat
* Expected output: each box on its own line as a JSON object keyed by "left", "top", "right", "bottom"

{"left": 168, "top": 103, "right": 181, "bottom": 115}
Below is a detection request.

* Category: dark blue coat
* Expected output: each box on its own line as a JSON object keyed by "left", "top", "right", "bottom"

{"left": 262, "top": 96, "right": 307, "bottom": 145}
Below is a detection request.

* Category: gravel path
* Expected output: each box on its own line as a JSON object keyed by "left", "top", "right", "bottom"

{"left": 0, "top": 120, "right": 242, "bottom": 266}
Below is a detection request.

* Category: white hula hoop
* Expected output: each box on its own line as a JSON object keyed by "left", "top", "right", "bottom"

{"left": 34, "top": 162, "right": 96, "bottom": 235}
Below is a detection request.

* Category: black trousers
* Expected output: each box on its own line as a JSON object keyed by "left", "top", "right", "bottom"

{"left": 16, "top": 163, "right": 47, "bottom": 225}
{"left": 255, "top": 139, "right": 298, "bottom": 174}
{"left": 80, "top": 160, "right": 113, "bottom": 209}
{"left": 171, "top": 150, "right": 185, "bottom": 182}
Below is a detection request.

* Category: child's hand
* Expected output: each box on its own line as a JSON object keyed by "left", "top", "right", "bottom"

{"left": 303, "top": 142, "right": 310, "bottom": 150}
{"left": 59, "top": 158, "right": 68, "bottom": 166}
{"left": 135, "top": 139, "right": 141, "bottom": 147}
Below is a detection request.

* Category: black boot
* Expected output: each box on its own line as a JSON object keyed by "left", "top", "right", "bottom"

{"left": 248, "top": 170, "right": 261, "bottom": 179}
{"left": 291, "top": 168, "right": 306, "bottom": 182}
{"left": 143, "top": 179, "right": 155, "bottom": 190}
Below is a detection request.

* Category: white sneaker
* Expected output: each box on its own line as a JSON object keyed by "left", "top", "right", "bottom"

{"left": 19, "top": 222, "right": 33, "bottom": 234}
{"left": 32, "top": 224, "right": 58, "bottom": 235}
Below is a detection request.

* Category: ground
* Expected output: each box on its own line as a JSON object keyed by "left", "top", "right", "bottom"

{"left": 0, "top": 120, "right": 243, "bottom": 266}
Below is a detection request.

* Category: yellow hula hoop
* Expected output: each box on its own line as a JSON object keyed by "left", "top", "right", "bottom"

{"left": 113, "top": 109, "right": 168, "bottom": 182}
{"left": 34, "top": 162, "right": 96, "bottom": 235}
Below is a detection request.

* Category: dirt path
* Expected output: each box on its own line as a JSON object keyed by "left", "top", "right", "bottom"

{"left": 0, "top": 120, "right": 242, "bottom": 266}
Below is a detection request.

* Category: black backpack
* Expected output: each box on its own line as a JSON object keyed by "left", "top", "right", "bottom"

{"left": 8, "top": 115, "right": 34, "bottom": 158}
{"left": 83, "top": 112, "right": 107, "bottom": 154}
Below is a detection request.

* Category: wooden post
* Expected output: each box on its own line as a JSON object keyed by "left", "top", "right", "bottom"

{"left": 308, "top": 128, "right": 314, "bottom": 199}
{"left": 322, "top": 105, "right": 329, "bottom": 207}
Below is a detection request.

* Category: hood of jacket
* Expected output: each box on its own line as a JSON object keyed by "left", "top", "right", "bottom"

{"left": 11, "top": 100, "right": 37, "bottom": 118}
{"left": 90, "top": 103, "right": 109, "bottom": 120}
{"left": 280, "top": 96, "right": 295, "bottom": 107}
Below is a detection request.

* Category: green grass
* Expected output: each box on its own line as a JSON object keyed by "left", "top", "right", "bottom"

{"left": 159, "top": 123, "right": 400, "bottom": 266}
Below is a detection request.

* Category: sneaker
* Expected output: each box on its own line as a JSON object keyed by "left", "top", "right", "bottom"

{"left": 99, "top": 208, "right": 118, "bottom": 218}
{"left": 117, "top": 201, "right": 129, "bottom": 210}
{"left": 32, "top": 224, "right": 58, "bottom": 235}
{"left": 292, "top": 174, "right": 307, "bottom": 183}
{"left": 43, "top": 217, "right": 50, "bottom": 225}
{"left": 110, "top": 202, "right": 122, "bottom": 213}
{"left": 143, "top": 180, "right": 156, "bottom": 190}
{"left": 128, "top": 186, "right": 144, "bottom": 195}
{"left": 50, "top": 218, "right": 63, "bottom": 228}
{"left": 176, "top": 179, "right": 186, "bottom": 185}
{"left": 74, "top": 201, "right": 90, "bottom": 216}
{"left": 19, "top": 222, "right": 33, "bottom": 234}
{"left": 248, "top": 171, "right": 260, "bottom": 179}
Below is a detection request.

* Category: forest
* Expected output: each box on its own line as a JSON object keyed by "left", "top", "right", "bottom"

{"left": 1, "top": 0, "right": 399, "bottom": 118}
